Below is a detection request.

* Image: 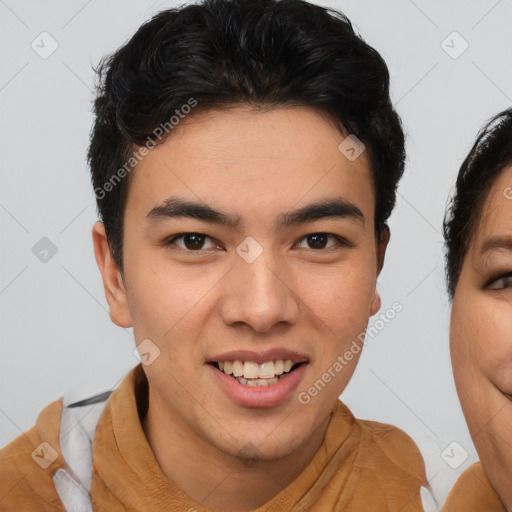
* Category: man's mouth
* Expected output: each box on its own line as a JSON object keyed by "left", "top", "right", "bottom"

{"left": 209, "top": 359, "right": 306, "bottom": 387}
{"left": 499, "top": 389, "right": 512, "bottom": 401}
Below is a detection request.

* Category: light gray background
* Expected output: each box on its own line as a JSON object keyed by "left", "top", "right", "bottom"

{"left": 1, "top": 0, "right": 510, "bottom": 507}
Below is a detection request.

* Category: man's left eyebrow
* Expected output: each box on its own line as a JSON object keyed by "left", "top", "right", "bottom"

{"left": 275, "top": 198, "right": 364, "bottom": 229}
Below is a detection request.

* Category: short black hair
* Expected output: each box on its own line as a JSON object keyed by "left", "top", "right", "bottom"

{"left": 443, "top": 108, "right": 512, "bottom": 298}
{"left": 88, "top": 0, "right": 405, "bottom": 271}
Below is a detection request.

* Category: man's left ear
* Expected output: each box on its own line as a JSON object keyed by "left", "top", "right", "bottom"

{"left": 370, "top": 226, "right": 390, "bottom": 316}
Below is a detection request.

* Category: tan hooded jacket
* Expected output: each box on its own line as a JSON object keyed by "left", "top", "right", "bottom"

{"left": 0, "top": 364, "right": 428, "bottom": 511}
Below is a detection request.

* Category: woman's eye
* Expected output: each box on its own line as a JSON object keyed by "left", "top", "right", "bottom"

{"left": 295, "top": 233, "right": 346, "bottom": 250}
{"left": 488, "top": 273, "right": 512, "bottom": 290}
{"left": 166, "top": 233, "right": 219, "bottom": 251}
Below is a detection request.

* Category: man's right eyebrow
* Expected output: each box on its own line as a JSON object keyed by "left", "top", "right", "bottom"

{"left": 146, "top": 197, "right": 241, "bottom": 228}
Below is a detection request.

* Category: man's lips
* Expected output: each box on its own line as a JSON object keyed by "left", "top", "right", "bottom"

{"left": 497, "top": 386, "right": 512, "bottom": 401}
{"left": 207, "top": 348, "right": 309, "bottom": 364}
{"left": 208, "top": 358, "right": 309, "bottom": 407}
{"left": 205, "top": 348, "right": 310, "bottom": 407}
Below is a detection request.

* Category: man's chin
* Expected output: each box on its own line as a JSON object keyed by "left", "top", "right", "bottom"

{"left": 219, "top": 435, "right": 309, "bottom": 467}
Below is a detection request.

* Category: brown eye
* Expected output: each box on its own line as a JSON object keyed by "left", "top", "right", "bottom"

{"left": 167, "top": 233, "right": 218, "bottom": 251}
{"left": 308, "top": 234, "right": 328, "bottom": 249}
{"left": 296, "top": 233, "right": 347, "bottom": 250}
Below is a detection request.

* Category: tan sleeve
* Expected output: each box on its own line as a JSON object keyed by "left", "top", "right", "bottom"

{"left": 442, "top": 462, "right": 505, "bottom": 512}
{"left": 0, "top": 398, "right": 67, "bottom": 511}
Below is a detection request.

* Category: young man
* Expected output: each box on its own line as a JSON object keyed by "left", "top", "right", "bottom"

{"left": 0, "top": 0, "right": 430, "bottom": 510}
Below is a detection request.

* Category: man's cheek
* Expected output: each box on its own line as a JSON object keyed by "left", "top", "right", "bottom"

{"left": 298, "top": 352, "right": 359, "bottom": 407}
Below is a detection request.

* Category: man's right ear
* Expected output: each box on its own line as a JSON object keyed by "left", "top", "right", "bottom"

{"left": 92, "top": 221, "right": 133, "bottom": 328}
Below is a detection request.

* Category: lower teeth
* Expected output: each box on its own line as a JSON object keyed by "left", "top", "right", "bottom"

{"left": 232, "top": 373, "right": 288, "bottom": 387}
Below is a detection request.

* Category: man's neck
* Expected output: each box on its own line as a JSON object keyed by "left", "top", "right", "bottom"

{"left": 141, "top": 399, "right": 331, "bottom": 511}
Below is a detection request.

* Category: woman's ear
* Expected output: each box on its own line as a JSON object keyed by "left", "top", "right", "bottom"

{"left": 92, "top": 221, "right": 133, "bottom": 328}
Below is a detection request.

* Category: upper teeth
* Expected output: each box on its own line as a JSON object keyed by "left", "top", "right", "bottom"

{"left": 218, "top": 360, "right": 296, "bottom": 379}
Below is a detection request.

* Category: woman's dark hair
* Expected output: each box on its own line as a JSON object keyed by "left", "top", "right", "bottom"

{"left": 443, "top": 108, "right": 512, "bottom": 298}
{"left": 88, "top": 0, "right": 405, "bottom": 271}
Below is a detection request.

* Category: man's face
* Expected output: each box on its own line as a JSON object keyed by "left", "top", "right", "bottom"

{"left": 98, "top": 105, "right": 384, "bottom": 462}
{"left": 451, "top": 166, "right": 512, "bottom": 507}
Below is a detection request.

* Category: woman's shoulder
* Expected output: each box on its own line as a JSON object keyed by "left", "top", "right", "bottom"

{"left": 442, "top": 462, "right": 505, "bottom": 512}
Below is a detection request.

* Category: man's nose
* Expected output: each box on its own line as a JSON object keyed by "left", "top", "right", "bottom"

{"left": 218, "top": 251, "right": 300, "bottom": 334}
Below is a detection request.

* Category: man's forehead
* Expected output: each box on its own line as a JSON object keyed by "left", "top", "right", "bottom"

{"left": 136, "top": 106, "right": 356, "bottom": 165}
{"left": 124, "top": 106, "right": 374, "bottom": 220}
